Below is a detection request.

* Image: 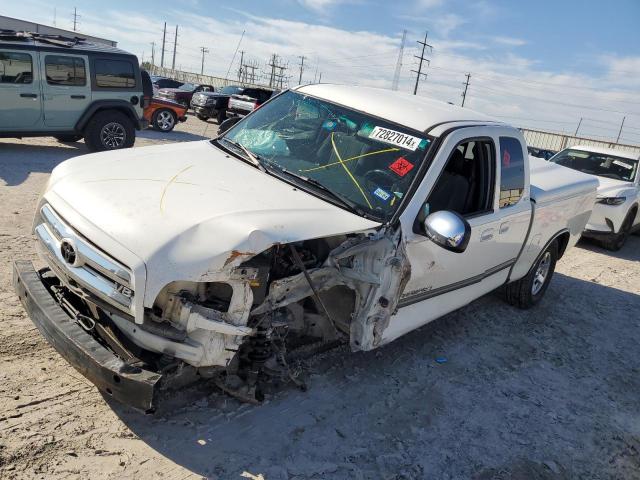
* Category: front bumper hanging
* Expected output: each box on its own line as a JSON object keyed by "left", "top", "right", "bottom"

{"left": 12, "top": 260, "right": 162, "bottom": 412}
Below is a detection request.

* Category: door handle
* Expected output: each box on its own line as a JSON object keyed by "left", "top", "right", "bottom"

{"left": 20, "top": 93, "right": 38, "bottom": 98}
{"left": 70, "top": 95, "right": 86, "bottom": 99}
{"left": 480, "top": 228, "right": 495, "bottom": 242}
{"left": 499, "top": 222, "right": 510, "bottom": 234}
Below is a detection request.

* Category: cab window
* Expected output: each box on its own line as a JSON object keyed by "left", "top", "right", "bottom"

{"left": 0, "top": 51, "right": 32, "bottom": 84}
{"left": 45, "top": 55, "right": 86, "bottom": 86}
{"left": 499, "top": 137, "right": 525, "bottom": 208}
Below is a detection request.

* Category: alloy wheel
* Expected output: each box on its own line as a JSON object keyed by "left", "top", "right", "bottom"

{"left": 100, "top": 122, "right": 126, "bottom": 148}
{"left": 531, "top": 251, "right": 551, "bottom": 295}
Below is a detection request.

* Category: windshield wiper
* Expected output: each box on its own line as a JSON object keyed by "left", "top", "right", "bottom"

{"left": 218, "top": 137, "right": 266, "bottom": 172}
{"left": 277, "top": 168, "right": 376, "bottom": 220}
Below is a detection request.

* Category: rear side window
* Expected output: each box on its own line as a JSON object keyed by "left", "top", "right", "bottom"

{"left": 0, "top": 51, "right": 33, "bottom": 84}
{"left": 499, "top": 137, "right": 525, "bottom": 208}
{"left": 94, "top": 59, "right": 135, "bottom": 88}
{"left": 45, "top": 55, "right": 86, "bottom": 86}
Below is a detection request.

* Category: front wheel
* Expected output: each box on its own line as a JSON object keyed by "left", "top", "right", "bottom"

{"left": 601, "top": 211, "right": 634, "bottom": 251}
{"left": 505, "top": 241, "right": 558, "bottom": 309}
{"left": 196, "top": 114, "right": 209, "bottom": 121}
{"left": 152, "top": 108, "right": 177, "bottom": 132}
{"left": 216, "top": 110, "right": 226, "bottom": 124}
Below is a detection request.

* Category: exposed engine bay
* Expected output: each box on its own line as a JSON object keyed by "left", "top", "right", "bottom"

{"left": 46, "top": 227, "right": 410, "bottom": 403}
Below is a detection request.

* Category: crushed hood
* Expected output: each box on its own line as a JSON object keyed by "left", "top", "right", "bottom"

{"left": 46, "top": 140, "right": 380, "bottom": 300}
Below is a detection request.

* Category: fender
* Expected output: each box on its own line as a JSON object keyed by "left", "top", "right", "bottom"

{"left": 75, "top": 100, "right": 144, "bottom": 132}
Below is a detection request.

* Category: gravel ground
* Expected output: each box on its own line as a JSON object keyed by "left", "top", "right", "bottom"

{"left": 1, "top": 116, "right": 639, "bottom": 480}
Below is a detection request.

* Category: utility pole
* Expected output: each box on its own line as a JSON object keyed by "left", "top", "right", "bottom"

{"left": 53, "top": 7, "right": 57, "bottom": 26}
{"left": 461, "top": 73, "right": 471, "bottom": 107}
{"left": 72, "top": 7, "right": 80, "bottom": 32}
{"left": 198, "top": 46, "right": 209, "bottom": 75}
{"left": 574, "top": 117, "right": 583, "bottom": 136}
{"left": 392, "top": 30, "right": 407, "bottom": 91}
{"left": 318, "top": 72, "right": 322, "bottom": 83}
{"left": 412, "top": 31, "right": 432, "bottom": 95}
{"left": 298, "top": 55, "right": 306, "bottom": 85}
{"left": 237, "top": 50, "right": 245, "bottom": 81}
{"left": 268, "top": 54, "right": 278, "bottom": 88}
{"left": 172, "top": 25, "right": 179, "bottom": 70}
{"left": 161, "top": 22, "right": 167, "bottom": 68}
{"left": 616, "top": 116, "right": 626, "bottom": 143}
{"left": 150, "top": 42, "right": 155, "bottom": 66}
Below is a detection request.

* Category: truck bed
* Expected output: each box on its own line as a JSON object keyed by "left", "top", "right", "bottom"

{"left": 529, "top": 156, "right": 597, "bottom": 205}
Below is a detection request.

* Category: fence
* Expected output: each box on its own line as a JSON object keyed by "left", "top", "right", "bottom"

{"left": 148, "top": 65, "right": 264, "bottom": 90}
{"left": 521, "top": 128, "right": 640, "bottom": 157}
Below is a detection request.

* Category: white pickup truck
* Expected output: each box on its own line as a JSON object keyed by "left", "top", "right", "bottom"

{"left": 13, "top": 85, "right": 597, "bottom": 411}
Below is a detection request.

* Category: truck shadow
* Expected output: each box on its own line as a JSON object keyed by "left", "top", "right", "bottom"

{"left": 0, "top": 141, "right": 84, "bottom": 186}
{"left": 576, "top": 235, "right": 640, "bottom": 262}
{"left": 109, "top": 272, "right": 640, "bottom": 479}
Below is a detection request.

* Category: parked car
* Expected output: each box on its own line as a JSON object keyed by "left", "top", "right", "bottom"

{"left": 0, "top": 30, "right": 147, "bottom": 151}
{"left": 549, "top": 145, "right": 639, "bottom": 250}
{"left": 226, "top": 89, "right": 277, "bottom": 119}
{"left": 156, "top": 82, "right": 214, "bottom": 108}
{"left": 13, "top": 84, "right": 597, "bottom": 411}
{"left": 140, "top": 70, "right": 187, "bottom": 132}
{"left": 527, "top": 146, "right": 556, "bottom": 160}
{"left": 191, "top": 85, "right": 273, "bottom": 123}
{"left": 150, "top": 75, "right": 183, "bottom": 95}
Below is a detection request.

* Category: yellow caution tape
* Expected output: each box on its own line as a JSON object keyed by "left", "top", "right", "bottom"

{"left": 330, "top": 132, "right": 373, "bottom": 210}
{"left": 300, "top": 146, "right": 400, "bottom": 173}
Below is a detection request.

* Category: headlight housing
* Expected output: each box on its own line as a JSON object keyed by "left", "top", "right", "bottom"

{"left": 596, "top": 196, "right": 626, "bottom": 206}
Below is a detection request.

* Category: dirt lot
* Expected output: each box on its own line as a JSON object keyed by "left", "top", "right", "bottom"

{"left": 1, "top": 117, "right": 639, "bottom": 480}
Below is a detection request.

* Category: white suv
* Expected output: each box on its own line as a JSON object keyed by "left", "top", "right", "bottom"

{"left": 550, "top": 145, "right": 640, "bottom": 250}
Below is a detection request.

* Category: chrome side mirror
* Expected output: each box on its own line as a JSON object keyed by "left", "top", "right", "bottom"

{"left": 423, "top": 210, "right": 471, "bottom": 253}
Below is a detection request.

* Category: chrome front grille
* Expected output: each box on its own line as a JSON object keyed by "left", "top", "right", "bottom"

{"left": 34, "top": 204, "right": 134, "bottom": 314}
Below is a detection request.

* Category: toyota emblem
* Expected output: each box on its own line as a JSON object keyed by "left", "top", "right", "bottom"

{"left": 60, "top": 239, "right": 79, "bottom": 266}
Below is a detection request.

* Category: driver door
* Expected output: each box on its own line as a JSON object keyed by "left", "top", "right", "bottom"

{"left": 382, "top": 126, "right": 516, "bottom": 343}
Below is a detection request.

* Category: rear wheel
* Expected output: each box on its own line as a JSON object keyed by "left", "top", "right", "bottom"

{"left": 84, "top": 110, "right": 135, "bottom": 152}
{"left": 601, "top": 211, "right": 634, "bottom": 251}
{"left": 505, "top": 241, "right": 558, "bottom": 309}
{"left": 152, "top": 108, "right": 177, "bottom": 132}
{"left": 196, "top": 114, "right": 209, "bottom": 121}
{"left": 55, "top": 134, "right": 83, "bottom": 143}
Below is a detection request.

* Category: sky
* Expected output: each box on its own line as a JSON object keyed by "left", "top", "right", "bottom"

{"left": 3, "top": 0, "right": 640, "bottom": 144}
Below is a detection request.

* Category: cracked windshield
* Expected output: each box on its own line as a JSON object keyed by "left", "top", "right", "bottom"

{"left": 221, "top": 90, "right": 431, "bottom": 221}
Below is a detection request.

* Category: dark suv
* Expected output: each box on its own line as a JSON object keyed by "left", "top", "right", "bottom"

{"left": 0, "top": 31, "right": 147, "bottom": 151}
{"left": 191, "top": 85, "right": 274, "bottom": 123}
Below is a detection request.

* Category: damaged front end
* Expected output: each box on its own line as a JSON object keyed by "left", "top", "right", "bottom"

{"left": 18, "top": 215, "right": 410, "bottom": 409}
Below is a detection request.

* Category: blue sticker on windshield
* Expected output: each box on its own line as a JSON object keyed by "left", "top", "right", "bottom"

{"left": 373, "top": 187, "right": 391, "bottom": 202}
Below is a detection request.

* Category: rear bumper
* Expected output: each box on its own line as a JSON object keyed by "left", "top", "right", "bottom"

{"left": 12, "top": 260, "right": 162, "bottom": 412}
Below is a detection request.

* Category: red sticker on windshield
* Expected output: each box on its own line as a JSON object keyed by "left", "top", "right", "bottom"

{"left": 389, "top": 157, "right": 414, "bottom": 177}
{"left": 503, "top": 149, "right": 511, "bottom": 168}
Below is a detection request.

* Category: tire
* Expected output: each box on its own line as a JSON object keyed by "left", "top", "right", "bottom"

{"left": 216, "top": 109, "right": 226, "bottom": 124}
{"left": 152, "top": 108, "right": 177, "bottom": 132}
{"left": 505, "top": 241, "right": 558, "bottom": 309}
{"left": 196, "top": 114, "right": 209, "bottom": 122}
{"left": 84, "top": 110, "right": 135, "bottom": 152}
{"left": 55, "top": 134, "right": 83, "bottom": 143}
{"left": 601, "top": 211, "right": 634, "bottom": 251}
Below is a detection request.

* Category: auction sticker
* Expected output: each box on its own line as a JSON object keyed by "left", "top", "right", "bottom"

{"left": 369, "top": 126, "right": 422, "bottom": 151}
{"left": 389, "top": 157, "right": 415, "bottom": 177}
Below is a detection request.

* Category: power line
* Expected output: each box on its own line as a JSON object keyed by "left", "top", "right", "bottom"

{"left": 411, "top": 31, "right": 432, "bottom": 95}
{"left": 225, "top": 30, "right": 245, "bottom": 80}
